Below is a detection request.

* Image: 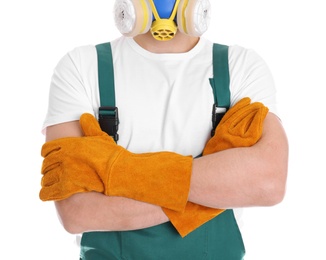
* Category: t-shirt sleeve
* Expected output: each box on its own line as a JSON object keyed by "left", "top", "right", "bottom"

{"left": 229, "top": 45, "right": 279, "bottom": 117}
{"left": 42, "top": 46, "right": 97, "bottom": 133}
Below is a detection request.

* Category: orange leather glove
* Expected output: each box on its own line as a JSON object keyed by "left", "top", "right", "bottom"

{"left": 40, "top": 113, "right": 192, "bottom": 212}
{"left": 163, "top": 97, "right": 269, "bottom": 237}
{"left": 202, "top": 97, "right": 269, "bottom": 155}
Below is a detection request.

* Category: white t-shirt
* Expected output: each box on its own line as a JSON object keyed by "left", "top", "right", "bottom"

{"left": 43, "top": 36, "right": 277, "bottom": 155}
{"left": 43, "top": 36, "right": 278, "bottom": 230}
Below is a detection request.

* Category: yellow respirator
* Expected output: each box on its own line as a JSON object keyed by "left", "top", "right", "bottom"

{"left": 114, "top": 0, "right": 211, "bottom": 41}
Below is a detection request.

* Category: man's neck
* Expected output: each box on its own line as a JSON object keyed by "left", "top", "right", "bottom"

{"left": 133, "top": 31, "right": 200, "bottom": 54}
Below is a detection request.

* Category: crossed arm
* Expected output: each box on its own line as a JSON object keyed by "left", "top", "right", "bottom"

{"left": 47, "top": 112, "right": 288, "bottom": 234}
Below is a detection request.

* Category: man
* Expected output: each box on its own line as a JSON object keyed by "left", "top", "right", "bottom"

{"left": 40, "top": 0, "right": 288, "bottom": 259}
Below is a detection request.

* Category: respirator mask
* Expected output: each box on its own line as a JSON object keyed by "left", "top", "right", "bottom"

{"left": 114, "top": 0, "right": 211, "bottom": 41}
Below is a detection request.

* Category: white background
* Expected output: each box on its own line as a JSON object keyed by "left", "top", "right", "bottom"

{"left": 1, "top": 0, "right": 325, "bottom": 259}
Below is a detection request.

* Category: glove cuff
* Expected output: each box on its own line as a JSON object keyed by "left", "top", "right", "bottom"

{"left": 107, "top": 151, "right": 193, "bottom": 212}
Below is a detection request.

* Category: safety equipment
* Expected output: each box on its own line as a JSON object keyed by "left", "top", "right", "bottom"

{"left": 163, "top": 97, "right": 269, "bottom": 237}
{"left": 40, "top": 113, "right": 193, "bottom": 212}
{"left": 203, "top": 97, "right": 269, "bottom": 155}
{"left": 114, "top": 0, "right": 211, "bottom": 41}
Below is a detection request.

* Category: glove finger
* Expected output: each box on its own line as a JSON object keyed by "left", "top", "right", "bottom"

{"left": 242, "top": 105, "right": 269, "bottom": 138}
{"left": 230, "top": 102, "right": 268, "bottom": 131}
{"left": 41, "top": 165, "right": 61, "bottom": 186}
{"left": 42, "top": 158, "right": 61, "bottom": 175}
{"left": 39, "top": 171, "right": 104, "bottom": 201}
{"left": 39, "top": 183, "right": 62, "bottom": 201}
{"left": 229, "top": 104, "right": 269, "bottom": 139}
{"left": 220, "top": 97, "right": 251, "bottom": 125}
{"left": 229, "top": 102, "right": 265, "bottom": 127}
{"left": 41, "top": 146, "right": 62, "bottom": 174}
{"left": 39, "top": 183, "right": 74, "bottom": 201}
{"left": 80, "top": 113, "right": 107, "bottom": 137}
{"left": 41, "top": 140, "right": 61, "bottom": 158}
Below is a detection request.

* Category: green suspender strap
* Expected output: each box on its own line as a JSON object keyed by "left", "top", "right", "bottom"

{"left": 209, "top": 43, "right": 231, "bottom": 136}
{"left": 95, "top": 42, "right": 119, "bottom": 142}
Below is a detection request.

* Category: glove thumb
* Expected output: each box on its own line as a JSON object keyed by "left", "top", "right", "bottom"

{"left": 80, "top": 113, "right": 107, "bottom": 137}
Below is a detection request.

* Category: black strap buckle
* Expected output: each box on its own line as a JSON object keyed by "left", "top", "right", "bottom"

{"left": 99, "top": 106, "right": 119, "bottom": 142}
{"left": 211, "top": 104, "right": 227, "bottom": 137}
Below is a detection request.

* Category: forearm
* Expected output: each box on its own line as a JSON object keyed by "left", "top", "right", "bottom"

{"left": 46, "top": 113, "right": 288, "bottom": 235}
{"left": 189, "top": 113, "right": 288, "bottom": 209}
{"left": 55, "top": 192, "right": 169, "bottom": 234}
{"left": 44, "top": 121, "right": 170, "bottom": 234}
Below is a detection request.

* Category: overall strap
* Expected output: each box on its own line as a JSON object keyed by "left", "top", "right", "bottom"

{"left": 209, "top": 43, "right": 231, "bottom": 136}
{"left": 95, "top": 42, "right": 119, "bottom": 142}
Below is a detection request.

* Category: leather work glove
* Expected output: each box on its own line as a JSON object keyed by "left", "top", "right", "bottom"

{"left": 163, "top": 97, "right": 269, "bottom": 237}
{"left": 202, "top": 97, "right": 269, "bottom": 155}
{"left": 40, "top": 113, "right": 193, "bottom": 212}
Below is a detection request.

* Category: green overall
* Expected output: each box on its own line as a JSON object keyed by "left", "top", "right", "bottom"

{"left": 79, "top": 43, "right": 245, "bottom": 260}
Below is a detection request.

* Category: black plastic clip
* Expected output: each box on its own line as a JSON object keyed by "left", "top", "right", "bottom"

{"left": 211, "top": 104, "right": 227, "bottom": 137}
{"left": 98, "top": 106, "right": 119, "bottom": 142}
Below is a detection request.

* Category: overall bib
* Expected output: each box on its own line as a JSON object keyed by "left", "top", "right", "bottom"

{"left": 80, "top": 210, "right": 245, "bottom": 259}
{"left": 79, "top": 43, "right": 246, "bottom": 260}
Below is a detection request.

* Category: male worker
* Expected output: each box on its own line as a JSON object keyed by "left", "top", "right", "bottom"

{"left": 40, "top": 0, "right": 288, "bottom": 259}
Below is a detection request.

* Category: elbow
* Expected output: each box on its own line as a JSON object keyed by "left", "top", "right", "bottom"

{"left": 61, "top": 222, "right": 81, "bottom": 235}
{"left": 253, "top": 111, "right": 289, "bottom": 207}
{"left": 54, "top": 199, "right": 85, "bottom": 234}
{"left": 258, "top": 167, "right": 288, "bottom": 207}
{"left": 60, "top": 217, "right": 83, "bottom": 235}
{"left": 257, "top": 136, "right": 288, "bottom": 206}
{"left": 261, "top": 180, "right": 286, "bottom": 206}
